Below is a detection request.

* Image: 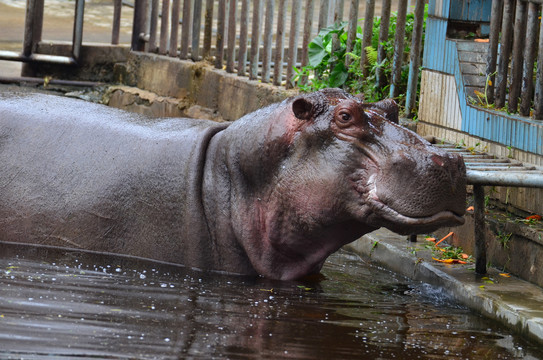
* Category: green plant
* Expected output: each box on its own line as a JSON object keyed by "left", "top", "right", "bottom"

{"left": 496, "top": 231, "right": 512, "bottom": 249}
{"left": 294, "top": 5, "right": 428, "bottom": 111}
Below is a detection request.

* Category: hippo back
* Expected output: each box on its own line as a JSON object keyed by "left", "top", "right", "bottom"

{"left": 0, "top": 92, "right": 228, "bottom": 268}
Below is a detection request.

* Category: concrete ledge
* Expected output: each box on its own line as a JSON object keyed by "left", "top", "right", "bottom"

{"left": 115, "top": 52, "right": 297, "bottom": 121}
{"left": 345, "top": 229, "right": 543, "bottom": 344}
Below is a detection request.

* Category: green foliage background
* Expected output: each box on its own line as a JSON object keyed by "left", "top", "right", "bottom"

{"left": 294, "top": 5, "right": 428, "bottom": 112}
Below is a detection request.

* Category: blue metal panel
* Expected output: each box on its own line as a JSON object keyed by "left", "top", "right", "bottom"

{"left": 423, "top": 18, "right": 448, "bottom": 72}
{"left": 428, "top": 0, "right": 450, "bottom": 18}
{"left": 422, "top": 10, "right": 542, "bottom": 155}
{"left": 449, "top": 0, "right": 492, "bottom": 22}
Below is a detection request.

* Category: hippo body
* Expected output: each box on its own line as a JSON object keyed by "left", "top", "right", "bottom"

{"left": 0, "top": 89, "right": 466, "bottom": 280}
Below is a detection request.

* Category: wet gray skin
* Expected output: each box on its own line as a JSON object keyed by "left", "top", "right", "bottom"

{"left": 0, "top": 88, "right": 466, "bottom": 280}
{"left": 1, "top": 244, "right": 541, "bottom": 359}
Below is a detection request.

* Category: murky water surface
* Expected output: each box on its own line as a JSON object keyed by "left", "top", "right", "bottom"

{"left": 1, "top": 244, "right": 542, "bottom": 360}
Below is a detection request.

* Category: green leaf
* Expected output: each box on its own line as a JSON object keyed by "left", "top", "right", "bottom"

{"left": 330, "top": 62, "right": 349, "bottom": 87}
{"left": 308, "top": 36, "right": 328, "bottom": 67}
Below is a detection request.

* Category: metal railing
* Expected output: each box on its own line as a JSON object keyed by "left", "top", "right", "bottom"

{"left": 486, "top": 0, "right": 543, "bottom": 119}
{"left": 0, "top": 0, "right": 124, "bottom": 65}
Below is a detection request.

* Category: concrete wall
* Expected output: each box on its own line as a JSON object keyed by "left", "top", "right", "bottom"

{"left": 111, "top": 52, "right": 296, "bottom": 121}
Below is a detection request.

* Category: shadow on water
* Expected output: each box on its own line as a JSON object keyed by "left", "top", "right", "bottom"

{"left": 1, "top": 243, "right": 542, "bottom": 359}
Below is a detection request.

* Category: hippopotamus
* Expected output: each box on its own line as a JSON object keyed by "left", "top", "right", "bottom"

{"left": 0, "top": 88, "right": 466, "bottom": 280}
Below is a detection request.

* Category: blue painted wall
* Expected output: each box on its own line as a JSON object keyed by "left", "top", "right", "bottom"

{"left": 423, "top": 0, "right": 543, "bottom": 156}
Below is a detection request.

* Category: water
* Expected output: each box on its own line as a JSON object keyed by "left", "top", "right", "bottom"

{"left": 1, "top": 243, "right": 542, "bottom": 360}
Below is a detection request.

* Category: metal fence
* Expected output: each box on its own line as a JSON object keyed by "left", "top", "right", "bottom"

{"left": 130, "top": 0, "right": 426, "bottom": 114}
{"left": 486, "top": 0, "right": 543, "bottom": 119}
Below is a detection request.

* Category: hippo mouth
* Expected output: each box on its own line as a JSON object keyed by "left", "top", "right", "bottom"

{"left": 359, "top": 176, "right": 465, "bottom": 234}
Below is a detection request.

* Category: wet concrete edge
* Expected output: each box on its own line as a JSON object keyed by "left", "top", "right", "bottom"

{"left": 345, "top": 229, "right": 543, "bottom": 345}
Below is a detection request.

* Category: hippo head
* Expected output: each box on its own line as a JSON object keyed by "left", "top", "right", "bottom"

{"left": 221, "top": 88, "right": 466, "bottom": 280}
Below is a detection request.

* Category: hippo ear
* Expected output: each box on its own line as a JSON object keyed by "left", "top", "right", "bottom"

{"left": 292, "top": 98, "right": 314, "bottom": 120}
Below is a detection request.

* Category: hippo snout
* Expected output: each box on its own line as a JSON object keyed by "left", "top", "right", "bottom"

{"left": 370, "top": 146, "right": 466, "bottom": 232}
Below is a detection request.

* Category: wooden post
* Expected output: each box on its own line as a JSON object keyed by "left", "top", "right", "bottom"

{"left": 169, "top": 0, "right": 181, "bottom": 56}
{"left": 318, "top": 0, "right": 330, "bottom": 30}
{"left": 215, "top": 0, "right": 227, "bottom": 68}
{"left": 180, "top": 0, "right": 192, "bottom": 59}
{"left": 495, "top": 0, "right": 515, "bottom": 109}
{"left": 203, "top": 0, "right": 214, "bottom": 59}
{"left": 112, "top": 0, "right": 122, "bottom": 45}
{"left": 249, "top": 0, "right": 263, "bottom": 80}
{"left": 300, "top": 1, "right": 315, "bottom": 68}
{"left": 389, "top": 0, "right": 408, "bottom": 98}
{"left": 131, "top": 0, "right": 147, "bottom": 51}
{"left": 405, "top": 0, "right": 424, "bottom": 117}
{"left": 237, "top": 0, "right": 249, "bottom": 76}
{"left": 507, "top": 0, "right": 527, "bottom": 114}
{"left": 375, "top": 0, "right": 391, "bottom": 91}
{"left": 226, "top": 0, "right": 237, "bottom": 73}
{"left": 485, "top": 0, "right": 503, "bottom": 105}
{"left": 261, "top": 0, "right": 275, "bottom": 83}
{"left": 473, "top": 185, "right": 487, "bottom": 274}
{"left": 159, "top": 0, "right": 170, "bottom": 55}
{"left": 286, "top": 0, "right": 302, "bottom": 89}
{"left": 148, "top": 0, "right": 159, "bottom": 52}
{"left": 273, "top": 0, "right": 287, "bottom": 86}
{"left": 191, "top": 0, "right": 203, "bottom": 61}
{"left": 360, "top": 0, "right": 375, "bottom": 78}
{"left": 519, "top": 3, "right": 540, "bottom": 117}
{"left": 345, "top": 0, "right": 359, "bottom": 68}
{"left": 535, "top": 6, "right": 543, "bottom": 120}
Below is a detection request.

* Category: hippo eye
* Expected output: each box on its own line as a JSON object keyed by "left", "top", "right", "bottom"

{"left": 339, "top": 112, "right": 351, "bottom": 123}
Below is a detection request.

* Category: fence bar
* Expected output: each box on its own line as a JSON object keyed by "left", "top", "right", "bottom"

{"left": 535, "top": 10, "right": 543, "bottom": 119}
{"left": 203, "top": 0, "right": 214, "bottom": 58}
{"left": 376, "top": 0, "right": 391, "bottom": 91}
{"left": 507, "top": 0, "right": 527, "bottom": 114}
{"left": 249, "top": 0, "right": 263, "bottom": 80}
{"left": 215, "top": 0, "right": 227, "bottom": 68}
{"left": 131, "top": 0, "right": 147, "bottom": 51}
{"left": 389, "top": 0, "right": 408, "bottom": 98}
{"left": 169, "top": 0, "right": 181, "bottom": 56}
{"left": 485, "top": 0, "right": 503, "bottom": 104}
{"left": 72, "top": 0, "right": 85, "bottom": 60}
{"left": 286, "top": 0, "right": 302, "bottom": 89}
{"left": 180, "top": 0, "right": 192, "bottom": 59}
{"left": 300, "top": 0, "right": 315, "bottom": 70}
{"left": 360, "top": 0, "right": 375, "bottom": 77}
{"left": 319, "top": 0, "right": 330, "bottom": 30}
{"left": 405, "top": 0, "right": 424, "bottom": 116}
{"left": 345, "top": 0, "right": 359, "bottom": 67}
{"left": 273, "top": 0, "right": 287, "bottom": 85}
{"left": 158, "top": 0, "right": 170, "bottom": 54}
{"left": 148, "top": 0, "right": 159, "bottom": 52}
{"left": 520, "top": 3, "right": 540, "bottom": 116}
{"left": 191, "top": 0, "right": 203, "bottom": 60}
{"left": 473, "top": 185, "right": 487, "bottom": 274}
{"left": 238, "top": 0, "right": 249, "bottom": 76}
{"left": 112, "top": 0, "right": 122, "bottom": 44}
{"left": 261, "top": 0, "right": 275, "bottom": 83}
{"left": 226, "top": 0, "right": 237, "bottom": 73}
{"left": 334, "top": 0, "right": 345, "bottom": 22}
{"left": 23, "top": 0, "right": 42, "bottom": 57}
{"left": 467, "top": 170, "right": 543, "bottom": 188}
{"left": 495, "top": 0, "right": 515, "bottom": 109}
